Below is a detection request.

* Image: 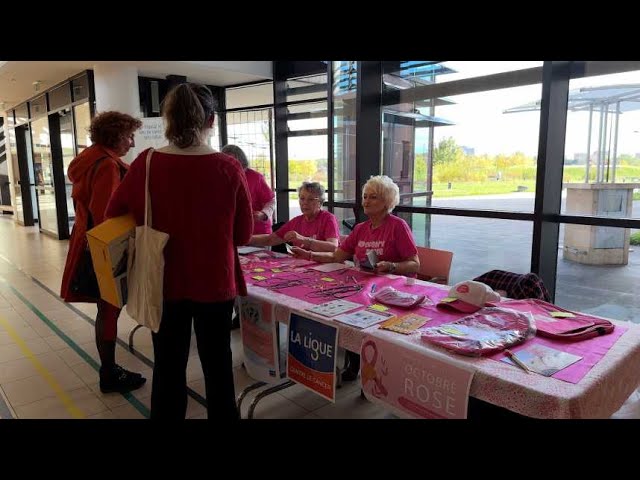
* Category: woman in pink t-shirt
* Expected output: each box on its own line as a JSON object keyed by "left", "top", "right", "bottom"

{"left": 248, "top": 181, "right": 339, "bottom": 252}
{"left": 292, "top": 175, "right": 420, "bottom": 381}
{"left": 222, "top": 145, "right": 275, "bottom": 234}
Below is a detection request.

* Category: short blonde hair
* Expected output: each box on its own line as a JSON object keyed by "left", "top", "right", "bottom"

{"left": 363, "top": 175, "right": 399, "bottom": 213}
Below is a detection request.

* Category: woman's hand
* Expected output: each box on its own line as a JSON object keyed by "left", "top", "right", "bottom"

{"left": 253, "top": 211, "right": 267, "bottom": 222}
{"left": 291, "top": 246, "right": 311, "bottom": 260}
{"left": 375, "top": 261, "right": 396, "bottom": 274}
{"left": 283, "top": 231, "right": 304, "bottom": 244}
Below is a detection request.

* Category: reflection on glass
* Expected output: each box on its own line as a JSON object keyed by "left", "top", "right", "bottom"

{"left": 286, "top": 73, "right": 327, "bottom": 103}
{"left": 8, "top": 125, "right": 24, "bottom": 223}
{"left": 30, "top": 117, "right": 57, "bottom": 235}
{"left": 382, "top": 61, "right": 542, "bottom": 214}
{"left": 333, "top": 61, "right": 357, "bottom": 203}
{"left": 60, "top": 111, "right": 75, "bottom": 222}
{"left": 557, "top": 224, "right": 639, "bottom": 323}
{"left": 434, "top": 61, "right": 543, "bottom": 84}
{"left": 331, "top": 206, "right": 357, "bottom": 236}
{"left": 74, "top": 103, "right": 92, "bottom": 153}
{"left": 562, "top": 69, "right": 640, "bottom": 219}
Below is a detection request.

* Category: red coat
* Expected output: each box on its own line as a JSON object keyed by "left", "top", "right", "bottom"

{"left": 105, "top": 147, "right": 253, "bottom": 303}
{"left": 60, "top": 144, "right": 128, "bottom": 303}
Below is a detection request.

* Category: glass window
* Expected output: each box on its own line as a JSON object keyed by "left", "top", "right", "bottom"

{"left": 49, "top": 83, "right": 72, "bottom": 111}
{"left": 7, "top": 118, "right": 25, "bottom": 223}
{"left": 562, "top": 68, "right": 640, "bottom": 219}
{"left": 14, "top": 103, "right": 29, "bottom": 125}
{"left": 30, "top": 116, "right": 58, "bottom": 235}
{"left": 72, "top": 74, "right": 90, "bottom": 102}
{"left": 332, "top": 61, "right": 357, "bottom": 203}
{"left": 29, "top": 95, "right": 47, "bottom": 119}
{"left": 59, "top": 110, "right": 75, "bottom": 222}
{"left": 287, "top": 101, "right": 328, "bottom": 194}
{"left": 73, "top": 102, "right": 92, "bottom": 153}
{"left": 381, "top": 61, "right": 543, "bottom": 214}
{"left": 226, "top": 108, "right": 274, "bottom": 188}
{"left": 557, "top": 224, "right": 639, "bottom": 323}
{"left": 225, "top": 82, "right": 273, "bottom": 110}
{"left": 331, "top": 206, "right": 357, "bottom": 237}
{"left": 428, "top": 61, "right": 542, "bottom": 84}
{"left": 286, "top": 73, "right": 327, "bottom": 103}
{"left": 407, "top": 213, "right": 534, "bottom": 285}
{"left": 207, "top": 122, "right": 220, "bottom": 152}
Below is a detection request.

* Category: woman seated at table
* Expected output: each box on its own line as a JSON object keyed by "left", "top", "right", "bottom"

{"left": 292, "top": 175, "right": 419, "bottom": 381}
{"left": 247, "top": 181, "right": 339, "bottom": 252}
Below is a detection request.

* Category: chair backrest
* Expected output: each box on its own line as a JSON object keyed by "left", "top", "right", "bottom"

{"left": 416, "top": 246, "right": 453, "bottom": 285}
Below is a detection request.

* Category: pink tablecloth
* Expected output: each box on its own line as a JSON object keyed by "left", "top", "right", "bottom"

{"left": 242, "top": 253, "right": 640, "bottom": 418}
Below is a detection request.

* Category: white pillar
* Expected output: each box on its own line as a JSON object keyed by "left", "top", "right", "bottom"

{"left": 93, "top": 64, "right": 141, "bottom": 163}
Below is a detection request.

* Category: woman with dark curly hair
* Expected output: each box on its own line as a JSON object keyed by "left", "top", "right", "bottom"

{"left": 60, "top": 111, "right": 146, "bottom": 394}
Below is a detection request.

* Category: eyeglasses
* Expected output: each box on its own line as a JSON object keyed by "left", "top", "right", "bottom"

{"left": 298, "top": 196, "right": 320, "bottom": 203}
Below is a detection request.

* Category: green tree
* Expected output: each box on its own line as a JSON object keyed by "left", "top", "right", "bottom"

{"left": 433, "top": 137, "right": 462, "bottom": 165}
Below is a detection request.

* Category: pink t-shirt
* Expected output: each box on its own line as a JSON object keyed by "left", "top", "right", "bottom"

{"left": 245, "top": 168, "right": 275, "bottom": 234}
{"left": 340, "top": 214, "right": 418, "bottom": 273}
{"left": 275, "top": 210, "right": 339, "bottom": 246}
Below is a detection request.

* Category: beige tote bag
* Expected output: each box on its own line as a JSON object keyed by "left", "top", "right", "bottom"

{"left": 126, "top": 148, "right": 169, "bottom": 333}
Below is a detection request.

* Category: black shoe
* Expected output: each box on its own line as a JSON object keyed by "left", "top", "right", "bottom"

{"left": 100, "top": 365, "right": 146, "bottom": 394}
{"left": 341, "top": 367, "right": 359, "bottom": 382}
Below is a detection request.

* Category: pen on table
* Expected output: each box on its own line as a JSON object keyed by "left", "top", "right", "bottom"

{"left": 505, "top": 349, "right": 531, "bottom": 374}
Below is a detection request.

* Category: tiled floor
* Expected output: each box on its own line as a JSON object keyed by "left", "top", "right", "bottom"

{"left": 0, "top": 216, "right": 391, "bottom": 419}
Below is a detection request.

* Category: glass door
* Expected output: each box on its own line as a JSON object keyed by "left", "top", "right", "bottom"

{"left": 59, "top": 111, "right": 76, "bottom": 228}
{"left": 30, "top": 117, "right": 57, "bottom": 235}
{"left": 7, "top": 125, "right": 25, "bottom": 222}
{"left": 14, "top": 124, "right": 38, "bottom": 225}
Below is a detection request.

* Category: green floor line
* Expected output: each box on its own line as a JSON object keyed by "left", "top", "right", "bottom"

{"left": 0, "top": 275, "right": 150, "bottom": 419}
{"left": 0, "top": 254, "right": 208, "bottom": 410}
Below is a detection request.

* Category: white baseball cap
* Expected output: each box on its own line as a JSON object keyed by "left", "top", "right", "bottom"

{"left": 437, "top": 280, "right": 501, "bottom": 313}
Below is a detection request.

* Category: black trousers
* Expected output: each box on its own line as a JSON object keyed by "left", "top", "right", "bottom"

{"left": 150, "top": 299, "right": 238, "bottom": 420}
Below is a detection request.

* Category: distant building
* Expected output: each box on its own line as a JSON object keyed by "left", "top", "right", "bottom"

{"left": 573, "top": 153, "right": 588, "bottom": 165}
{"left": 461, "top": 146, "right": 475, "bottom": 155}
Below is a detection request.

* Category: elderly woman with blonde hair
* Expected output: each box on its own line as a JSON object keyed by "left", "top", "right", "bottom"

{"left": 292, "top": 175, "right": 419, "bottom": 381}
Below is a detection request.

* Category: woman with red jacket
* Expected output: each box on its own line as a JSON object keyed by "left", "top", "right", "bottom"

{"left": 60, "top": 111, "right": 145, "bottom": 394}
{"left": 106, "top": 83, "right": 253, "bottom": 419}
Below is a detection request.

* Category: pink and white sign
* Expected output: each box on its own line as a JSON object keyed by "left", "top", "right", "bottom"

{"left": 360, "top": 332, "right": 475, "bottom": 419}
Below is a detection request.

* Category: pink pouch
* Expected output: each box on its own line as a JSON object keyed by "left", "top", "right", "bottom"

{"left": 420, "top": 307, "right": 536, "bottom": 356}
{"left": 372, "top": 286, "right": 427, "bottom": 309}
{"left": 502, "top": 299, "right": 615, "bottom": 342}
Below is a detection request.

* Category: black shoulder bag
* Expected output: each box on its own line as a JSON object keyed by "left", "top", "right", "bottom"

{"left": 69, "top": 157, "right": 108, "bottom": 300}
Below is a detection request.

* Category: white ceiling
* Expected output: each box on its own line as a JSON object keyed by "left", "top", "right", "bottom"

{"left": 0, "top": 61, "right": 273, "bottom": 113}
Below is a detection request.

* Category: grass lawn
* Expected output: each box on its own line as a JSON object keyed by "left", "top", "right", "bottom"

{"left": 431, "top": 181, "right": 537, "bottom": 197}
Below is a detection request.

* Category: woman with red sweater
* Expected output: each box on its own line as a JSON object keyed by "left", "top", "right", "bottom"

{"left": 106, "top": 83, "right": 253, "bottom": 419}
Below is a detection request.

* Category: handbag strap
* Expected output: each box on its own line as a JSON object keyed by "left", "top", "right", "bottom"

{"left": 144, "top": 148, "right": 154, "bottom": 227}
